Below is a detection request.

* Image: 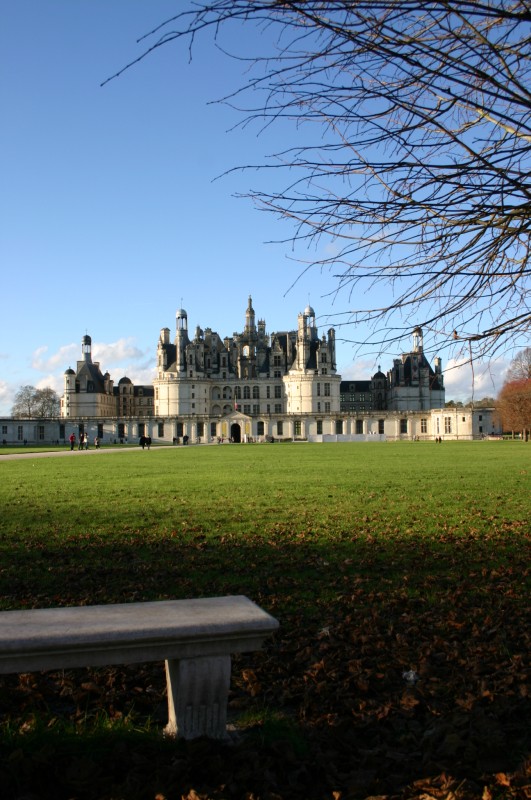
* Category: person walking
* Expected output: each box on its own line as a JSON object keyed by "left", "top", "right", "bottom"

{"left": 69, "top": 433, "right": 75, "bottom": 450}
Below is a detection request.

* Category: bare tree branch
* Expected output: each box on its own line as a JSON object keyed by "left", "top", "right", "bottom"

{"left": 506, "top": 346, "right": 531, "bottom": 379}
{"left": 11, "top": 386, "right": 60, "bottom": 419}
{"left": 105, "top": 1, "right": 531, "bottom": 359}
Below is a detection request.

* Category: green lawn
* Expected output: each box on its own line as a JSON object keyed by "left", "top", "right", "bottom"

{"left": 0, "top": 441, "right": 528, "bottom": 607}
{"left": 0, "top": 441, "right": 529, "bottom": 799}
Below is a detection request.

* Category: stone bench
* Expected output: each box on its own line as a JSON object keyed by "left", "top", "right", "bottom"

{"left": 0, "top": 595, "right": 279, "bottom": 740}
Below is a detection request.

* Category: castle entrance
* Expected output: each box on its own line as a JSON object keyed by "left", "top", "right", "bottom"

{"left": 230, "top": 423, "right": 241, "bottom": 443}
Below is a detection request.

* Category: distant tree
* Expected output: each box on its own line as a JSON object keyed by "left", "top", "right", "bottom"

{"left": 497, "top": 379, "right": 531, "bottom": 440}
{"left": 11, "top": 385, "right": 38, "bottom": 418}
{"left": 11, "top": 386, "right": 60, "bottom": 418}
{"left": 506, "top": 348, "right": 531, "bottom": 382}
{"left": 34, "top": 387, "right": 61, "bottom": 418}
{"left": 109, "top": 1, "right": 531, "bottom": 361}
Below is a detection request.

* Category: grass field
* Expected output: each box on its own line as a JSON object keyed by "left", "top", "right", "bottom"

{"left": 0, "top": 441, "right": 529, "bottom": 799}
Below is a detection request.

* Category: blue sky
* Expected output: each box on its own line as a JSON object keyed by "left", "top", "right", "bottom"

{"left": 0, "top": 1, "right": 508, "bottom": 415}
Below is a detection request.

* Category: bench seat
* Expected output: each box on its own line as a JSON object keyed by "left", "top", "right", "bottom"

{"left": 0, "top": 595, "right": 279, "bottom": 740}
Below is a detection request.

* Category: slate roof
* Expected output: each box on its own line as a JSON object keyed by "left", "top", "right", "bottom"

{"left": 400, "top": 354, "right": 444, "bottom": 390}
{"left": 340, "top": 380, "right": 372, "bottom": 393}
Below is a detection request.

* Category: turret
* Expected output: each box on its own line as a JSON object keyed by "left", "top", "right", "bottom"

{"left": 82, "top": 334, "right": 92, "bottom": 363}
{"left": 176, "top": 308, "right": 188, "bottom": 333}
{"left": 434, "top": 356, "right": 444, "bottom": 386}
{"left": 412, "top": 326, "right": 423, "bottom": 353}
{"left": 296, "top": 311, "right": 311, "bottom": 371}
{"left": 327, "top": 327, "right": 336, "bottom": 370}
{"left": 175, "top": 308, "right": 190, "bottom": 372}
{"left": 244, "top": 296, "right": 256, "bottom": 336}
{"left": 305, "top": 305, "right": 318, "bottom": 341}
{"left": 64, "top": 367, "right": 75, "bottom": 390}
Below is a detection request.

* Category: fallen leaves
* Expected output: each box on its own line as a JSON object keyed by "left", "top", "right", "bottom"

{"left": 0, "top": 526, "right": 529, "bottom": 799}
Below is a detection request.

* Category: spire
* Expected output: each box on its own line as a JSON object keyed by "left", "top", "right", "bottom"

{"left": 245, "top": 295, "right": 256, "bottom": 334}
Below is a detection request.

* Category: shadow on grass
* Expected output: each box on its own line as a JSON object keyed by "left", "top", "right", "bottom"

{"left": 0, "top": 532, "right": 529, "bottom": 798}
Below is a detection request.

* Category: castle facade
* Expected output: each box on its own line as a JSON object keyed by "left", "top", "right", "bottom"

{"left": 57, "top": 297, "right": 452, "bottom": 443}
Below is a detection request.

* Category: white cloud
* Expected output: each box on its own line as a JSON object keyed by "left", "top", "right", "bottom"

{"left": 339, "top": 356, "right": 381, "bottom": 380}
{"left": 35, "top": 373, "right": 64, "bottom": 396}
{"left": 90, "top": 339, "right": 154, "bottom": 384}
{"left": 0, "top": 379, "right": 20, "bottom": 416}
{"left": 92, "top": 338, "right": 145, "bottom": 367}
{"left": 0, "top": 380, "right": 10, "bottom": 404}
{"left": 32, "top": 343, "right": 78, "bottom": 372}
{"left": 124, "top": 365, "right": 157, "bottom": 385}
{"left": 443, "top": 357, "right": 508, "bottom": 402}
{"left": 30, "top": 338, "right": 149, "bottom": 379}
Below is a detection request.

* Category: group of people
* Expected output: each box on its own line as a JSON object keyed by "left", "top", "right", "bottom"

{"left": 139, "top": 435, "right": 152, "bottom": 450}
{"left": 68, "top": 433, "right": 100, "bottom": 450}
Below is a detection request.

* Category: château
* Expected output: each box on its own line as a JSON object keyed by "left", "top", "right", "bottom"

{"left": 57, "top": 297, "right": 458, "bottom": 444}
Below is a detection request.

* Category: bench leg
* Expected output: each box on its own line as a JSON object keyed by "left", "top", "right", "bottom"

{"left": 164, "top": 655, "right": 231, "bottom": 739}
